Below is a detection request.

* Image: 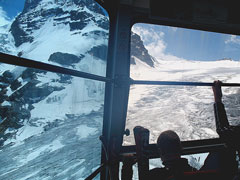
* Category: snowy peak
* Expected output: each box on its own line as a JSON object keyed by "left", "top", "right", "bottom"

{"left": 1, "top": 0, "right": 153, "bottom": 147}
{"left": 0, "top": 0, "right": 108, "bottom": 147}
{"left": 131, "top": 32, "right": 155, "bottom": 67}
{"left": 10, "top": 0, "right": 108, "bottom": 47}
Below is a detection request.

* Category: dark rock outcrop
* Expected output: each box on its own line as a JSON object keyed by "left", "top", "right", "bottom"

{"left": 10, "top": 0, "right": 109, "bottom": 47}
{"left": 131, "top": 33, "right": 154, "bottom": 67}
{"left": 87, "top": 45, "right": 107, "bottom": 60}
{"left": 48, "top": 52, "right": 84, "bottom": 66}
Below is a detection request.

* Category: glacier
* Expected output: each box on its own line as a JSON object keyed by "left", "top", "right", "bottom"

{"left": 124, "top": 57, "right": 240, "bottom": 145}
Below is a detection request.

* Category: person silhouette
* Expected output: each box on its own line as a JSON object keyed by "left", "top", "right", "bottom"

{"left": 148, "top": 130, "right": 196, "bottom": 179}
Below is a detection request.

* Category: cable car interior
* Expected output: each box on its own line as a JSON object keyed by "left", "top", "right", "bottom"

{"left": 0, "top": 0, "right": 240, "bottom": 179}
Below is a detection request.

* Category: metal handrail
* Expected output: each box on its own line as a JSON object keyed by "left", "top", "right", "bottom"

{"left": 0, "top": 53, "right": 112, "bottom": 83}
{"left": 1, "top": 52, "right": 240, "bottom": 87}
{"left": 120, "top": 138, "right": 226, "bottom": 160}
{"left": 131, "top": 79, "right": 240, "bottom": 87}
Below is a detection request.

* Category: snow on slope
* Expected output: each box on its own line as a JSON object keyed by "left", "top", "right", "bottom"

{"left": 18, "top": 18, "right": 107, "bottom": 69}
{"left": 0, "top": 7, "right": 10, "bottom": 27}
{"left": 1, "top": 0, "right": 107, "bottom": 144}
{"left": 0, "top": 8, "right": 16, "bottom": 56}
{"left": 0, "top": 1, "right": 107, "bottom": 179}
{"left": 3, "top": 61, "right": 105, "bottom": 147}
{"left": 131, "top": 57, "right": 240, "bottom": 82}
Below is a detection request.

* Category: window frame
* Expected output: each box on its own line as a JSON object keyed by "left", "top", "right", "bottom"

{"left": 1, "top": 1, "right": 240, "bottom": 179}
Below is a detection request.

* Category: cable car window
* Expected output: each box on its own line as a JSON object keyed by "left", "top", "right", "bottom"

{"left": 222, "top": 87, "right": 240, "bottom": 126}
{"left": 0, "top": 64, "right": 105, "bottom": 179}
{"left": 124, "top": 85, "right": 218, "bottom": 145}
{"left": 0, "top": 0, "right": 108, "bottom": 179}
{"left": 124, "top": 23, "right": 240, "bottom": 145}
{"left": 0, "top": 0, "right": 109, "bottom": 76}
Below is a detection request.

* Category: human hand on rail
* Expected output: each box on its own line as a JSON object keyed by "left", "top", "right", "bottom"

{"left": 212, "top": 80, "right": 223, "bottom": 103}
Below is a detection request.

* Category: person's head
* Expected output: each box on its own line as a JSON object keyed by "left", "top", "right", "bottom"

{"left": 157, "top": 130, "right": 182, "bottom": 163}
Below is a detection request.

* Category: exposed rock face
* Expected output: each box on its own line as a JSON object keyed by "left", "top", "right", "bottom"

{"left": 87, "top": 45, "right": 107, "bottom": 60}
{"left": 0, "top": 4, "right": 155, "bottom": 179}
{"left": 0, "top": 67, "right": 67, "bottom": 145}
{"left": 0, "top": 0, "right": 112, "bottom": 150}
{"left": 131, "top": 32, "right": 155, "bottom": 67}
{"left": 48, "top": 52, "right": 84, "bottom": 66}
{"left": 0, "top": 0, "right": 154, "bottom": 148}
{"left": 10, "top": 0, "right": 108, "bottom": 47}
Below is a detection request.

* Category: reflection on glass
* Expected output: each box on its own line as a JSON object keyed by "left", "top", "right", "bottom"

{"left": 0, "top": 63, "right": 105, "bottom": 179}
{"left": 130, "top": 23, "right": 240, "bottom": 82}
{"left": 124, "top": 86, "right": 218, "bottom": 145}
{"left": 149, "top": 153, "right": 208, "bottom": 170}
{"left": 0, "top": 0, "right": 109, "bottom": 76}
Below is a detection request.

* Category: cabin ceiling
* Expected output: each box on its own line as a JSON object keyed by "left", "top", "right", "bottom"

{"left": 98, "top": 0, "right": 240, "bottom": 35}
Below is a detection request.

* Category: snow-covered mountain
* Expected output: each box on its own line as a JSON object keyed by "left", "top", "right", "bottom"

{"left": 131, "top": 32, "right": 155, "bottom": 67}
{"left": 0, "top": 0, "right": 153, "bottom": 145}
{"left": 0, "top": 0, "right": 109, "bottom": 179}
{"left": 0, "top": 0, "right": 155, "bottom": 179}
{"left": 0, "top": 0, "right": 108, "bottom": 143}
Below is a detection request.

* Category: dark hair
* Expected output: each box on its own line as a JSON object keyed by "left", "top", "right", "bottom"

{"left": 157, "top": 130, "right": 182, "bottom": 162}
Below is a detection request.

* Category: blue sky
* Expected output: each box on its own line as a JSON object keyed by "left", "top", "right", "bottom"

{"left": 0, "top": 0, "right": 25, "bottom": 19}
{"left": 133, "top": 24, "right": 240, "bottom": 61}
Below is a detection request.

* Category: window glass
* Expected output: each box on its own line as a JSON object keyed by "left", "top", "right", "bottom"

{"left": 124, "top": 85, "right": 218, "bottom": 145}
{"left": 131, "top": 23, "right": 240, "bottom": 82}
{"left": 222, "top": 87, "right": 240, "bottom": 126}
{"left": 124, "top": 23, "right": 240, "bottom": 145}
{"left": 149, "top": 153, "right": 208, "bottom": 170}
{"left": 0, "top": 0, "right": 109, "bottom": 76}
{"left": 0, "top": 62, "right": 104, "bottom": 178}
{"left": 119, "top": 153, "right": 208, "bottom": 179}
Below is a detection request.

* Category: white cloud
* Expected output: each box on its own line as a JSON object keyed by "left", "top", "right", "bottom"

{"left": 132, "top": 25, "right": 166, "bottom": 58}
{"left": 0, "top": 7, "right": 10, "bottom": 26}
{"left": 225, "top": 35, "right": 240, "bottom": 45}
{"left": 132, "top": 24, "right": 186, "bottom": 61}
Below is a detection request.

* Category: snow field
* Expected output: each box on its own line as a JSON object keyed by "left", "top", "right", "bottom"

{"left": 125, "top": 57, "right": 240, "bottom": 145}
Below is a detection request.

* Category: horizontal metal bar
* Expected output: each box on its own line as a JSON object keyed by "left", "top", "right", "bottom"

{"left": 85, "top": 164, "right": 106, "bottom": 180}
{"left": 131, "top": 79, "right": 240, "bottom": 87}
{"left": 181, "top": 143, "right": 226, "bottom": 155}
{"left": 120, "top": 138, "right": 226, "bottom": 160}
{"left": 0, "top": 52, "right": 112, "bottom": 83}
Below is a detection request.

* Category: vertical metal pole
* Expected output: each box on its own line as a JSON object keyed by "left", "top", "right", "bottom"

{"left": 101, "top": 5, "right": 132, "bottom": 180}
{"left": 134, "top": 126, "right": 150, "bottom": 180}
